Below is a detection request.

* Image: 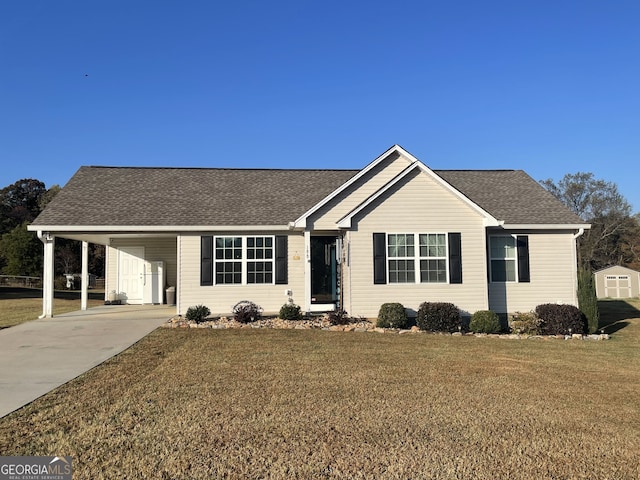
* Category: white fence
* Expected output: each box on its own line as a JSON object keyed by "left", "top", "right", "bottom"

{"left": 0, "top": 275, "right": 42, "bottom": 288}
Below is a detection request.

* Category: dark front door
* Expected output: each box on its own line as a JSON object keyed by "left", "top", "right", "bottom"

{"left": 310, "top": 237, "right": 339, "bottom": 307}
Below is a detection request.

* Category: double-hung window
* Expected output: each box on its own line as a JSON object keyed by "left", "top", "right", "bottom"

{"left": 388, "top": 234, "right": 415, "bottom": 283}
{"left": 387, "top": 233, "right": 448, "bottom": 284}
{"left": 489, "top": 235, "right": 530, "bottom": 283}
{"left": 419, "top": 233, "right": 447, "bottom": 283}
{"left": 215, "top": 237, "right": 243, "bottom": 284}
{"left": 489, "top": 236, "right": 516, "bottom": 282}
{"left": 214, "top": 236, "right": 274, "bottom": 285}
{"left": 246, "top": 236, "right": 274, "bottom": 284}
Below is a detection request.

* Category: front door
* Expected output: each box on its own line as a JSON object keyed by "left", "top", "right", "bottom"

{"left": 310, "top": 237, "right": 339, "bottom": 311}
{"left": 118, "top": 247, "right": 145, "bottom": 304}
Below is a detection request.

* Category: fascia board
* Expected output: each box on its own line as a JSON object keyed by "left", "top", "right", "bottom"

{"left": 292, "top": 144, "right": 409, "bottom": 228}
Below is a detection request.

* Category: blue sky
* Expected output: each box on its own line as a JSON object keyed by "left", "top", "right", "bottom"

{"left": 1, "top": 1, "right": 638, "bottom": 212}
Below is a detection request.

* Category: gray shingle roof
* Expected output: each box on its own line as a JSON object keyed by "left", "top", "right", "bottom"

{"left": 31, "top": 167, "right": 359, "bottom": 227}
{"left": 436, "top": 169, "right": 586, "bottom": 225}
{"left": 32, "top": 165, "right": 586, "bottom": 228}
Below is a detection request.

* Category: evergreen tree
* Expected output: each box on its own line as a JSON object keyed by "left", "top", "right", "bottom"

{"left": 577, "top": 267, "right": 599, "bottom": 334}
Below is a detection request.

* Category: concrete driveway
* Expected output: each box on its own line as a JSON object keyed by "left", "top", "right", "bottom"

{"left": 0, "top": 305, "right": 175, "bottom": 418}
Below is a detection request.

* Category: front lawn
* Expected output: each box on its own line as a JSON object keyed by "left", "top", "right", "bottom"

{"left": 0, "top": 287, "right": 105, "bottom": 328}
{"left": 0, "top": 300, "right": 639, "bottom": 479}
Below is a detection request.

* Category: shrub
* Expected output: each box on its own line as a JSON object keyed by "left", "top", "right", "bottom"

{"left": 469, "top": 310, "right": 501, "bottom": 334}
{"left": 233, "top": 300, "right": 263, "bottom": 323}
{"left": 279, "top": 303, "right": 302, "bottom": 320}
{"left": 535, "top": 303, "right": 587, "bottom": 335}
{"left": 416, "top": 302, "right": 461, "bottom": 332}
{"left": 327, "top": 310, "right": 352, "bottom": 325}
{"left": 509, "top": 311, "right": 541, "bottom": 335}
{"left": 376, "top": 303, "right": 409, "bottom": 329}
{"left": 54, "top": 276, "right": 68, "bottom": 290}
{"left": 577, "top": 268, "right": 599, "bottom": 334}
{"left": 185, "top": 304, "right": 211, "bottom": 323}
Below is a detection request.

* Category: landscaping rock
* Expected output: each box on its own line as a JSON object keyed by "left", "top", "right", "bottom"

{"left": 159, "top": 316, "right": 610, "bottom": 340}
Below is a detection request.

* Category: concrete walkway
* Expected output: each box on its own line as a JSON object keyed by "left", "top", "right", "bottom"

{"left": 0, "top": 305, "right": 175, "bottom": 418}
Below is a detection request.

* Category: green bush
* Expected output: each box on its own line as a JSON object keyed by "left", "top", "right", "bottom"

{"left": 233, "top": 300, "right": 263, "bottom": 323}
{"left": 577, "top": 268, "right": 599, "bottom": 334}
{"left": 509, "top": 311, "right": 541, "bottom": 335}
{"left": 279, "top": 303, "right": 302, "bottom": 320}
{"left": 416, "top": 302, "right": 461, "bottom": 332}
{"left": 535, "top": 303, "right": 587, "bottom": 335}
{"left": 185, "top": 304, "right": 211, "bottom": 323}
{"left": 469, "top": 310, "right": 501, "bottom": 334}
{"left": 376, "top": 303, "right": 409, "bottom": 329}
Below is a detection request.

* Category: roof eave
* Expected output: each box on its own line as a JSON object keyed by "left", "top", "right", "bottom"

{"left": 493, "top": 223, "right": 592, "bottom": 230}
{"left": 27, "top": 224, "right": 293, "bottom": 233}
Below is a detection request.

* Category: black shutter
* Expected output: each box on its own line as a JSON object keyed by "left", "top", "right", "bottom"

{"left": 373, "top": 233, "right": 387, "bottom": 284}
{"left": 448, "top": 232, "right": 462, "bottom": 284}
{"left": 517, "top": 235, "right": 530, "bottom": 283}
{"left": 275, "top": 235, "right": 288, "bottom": 284}
{"left": 201, "top": 236, "right": 213, "bottom": 286}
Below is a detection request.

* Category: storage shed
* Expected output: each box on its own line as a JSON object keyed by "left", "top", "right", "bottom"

{"left": 594, "top": 265, "right": 640, "bottom": 299}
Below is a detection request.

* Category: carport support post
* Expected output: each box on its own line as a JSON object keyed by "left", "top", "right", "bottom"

{"left": 38, "top": 231, "right": 55, "bottom": 318}
{"left": 81, "top": 241, "right": 89, "bottom": 311}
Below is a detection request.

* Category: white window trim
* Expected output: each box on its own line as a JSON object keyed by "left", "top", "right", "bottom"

{"left": 489, "top": 234, "right": 519, "bottom": 283}
{"left": 214, "top": 235, "right": 275, "bottom": 285}
{"left": 386, "top": 232, "right": 449, "bottom": 284}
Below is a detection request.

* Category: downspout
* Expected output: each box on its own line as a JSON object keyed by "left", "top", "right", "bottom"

{"left": 572, "top": 228, "right": 585, "bottom": 306}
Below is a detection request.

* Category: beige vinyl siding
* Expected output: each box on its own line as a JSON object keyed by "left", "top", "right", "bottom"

{"left": 178, "top": 232, "right": 305, "bottom": 316}
{"left": 308, "top": 152, "right": 413, "bottom": 230}
{"left": 488, "top": 232, "right": 578, "bottom": 313}
{"left": 106, "top": 238, "right": 178, "bottom": 295}
{"left": 343, "top": 168, "right": 489, "bottom": 319}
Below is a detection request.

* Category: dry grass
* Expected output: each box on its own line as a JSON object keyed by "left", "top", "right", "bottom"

{"left": 0, "top": 287, "right": 104, "bottom": 328}
{"left": 0, "top": 300, "right": 639, "bottom": 479}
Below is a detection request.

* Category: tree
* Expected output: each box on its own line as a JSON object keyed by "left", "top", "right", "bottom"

{"left": 620, "top": 214, "right": 640, "bottom": 271}
{"left": 0, "top": 179, "right": 47, "bottom": 235}
{"left": 55, "top": 239, "right": 80, "bottom": 275}
{"left": 577, "top": 267, "right": 599, "bottom": 334}
{"left": 38, "top": 184, "right": 61, "bottom": 211}
{"left": 0, "top": 179, "right": 61, "bottom": 277}
{"left": 89, "top": 244, "right": 106, "bottom": 278}
{"left": 540, "top": 172, "right": 633, "bottom": 270}
{"left": 0, "top": 222, "right": 42, "bottom": 276}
